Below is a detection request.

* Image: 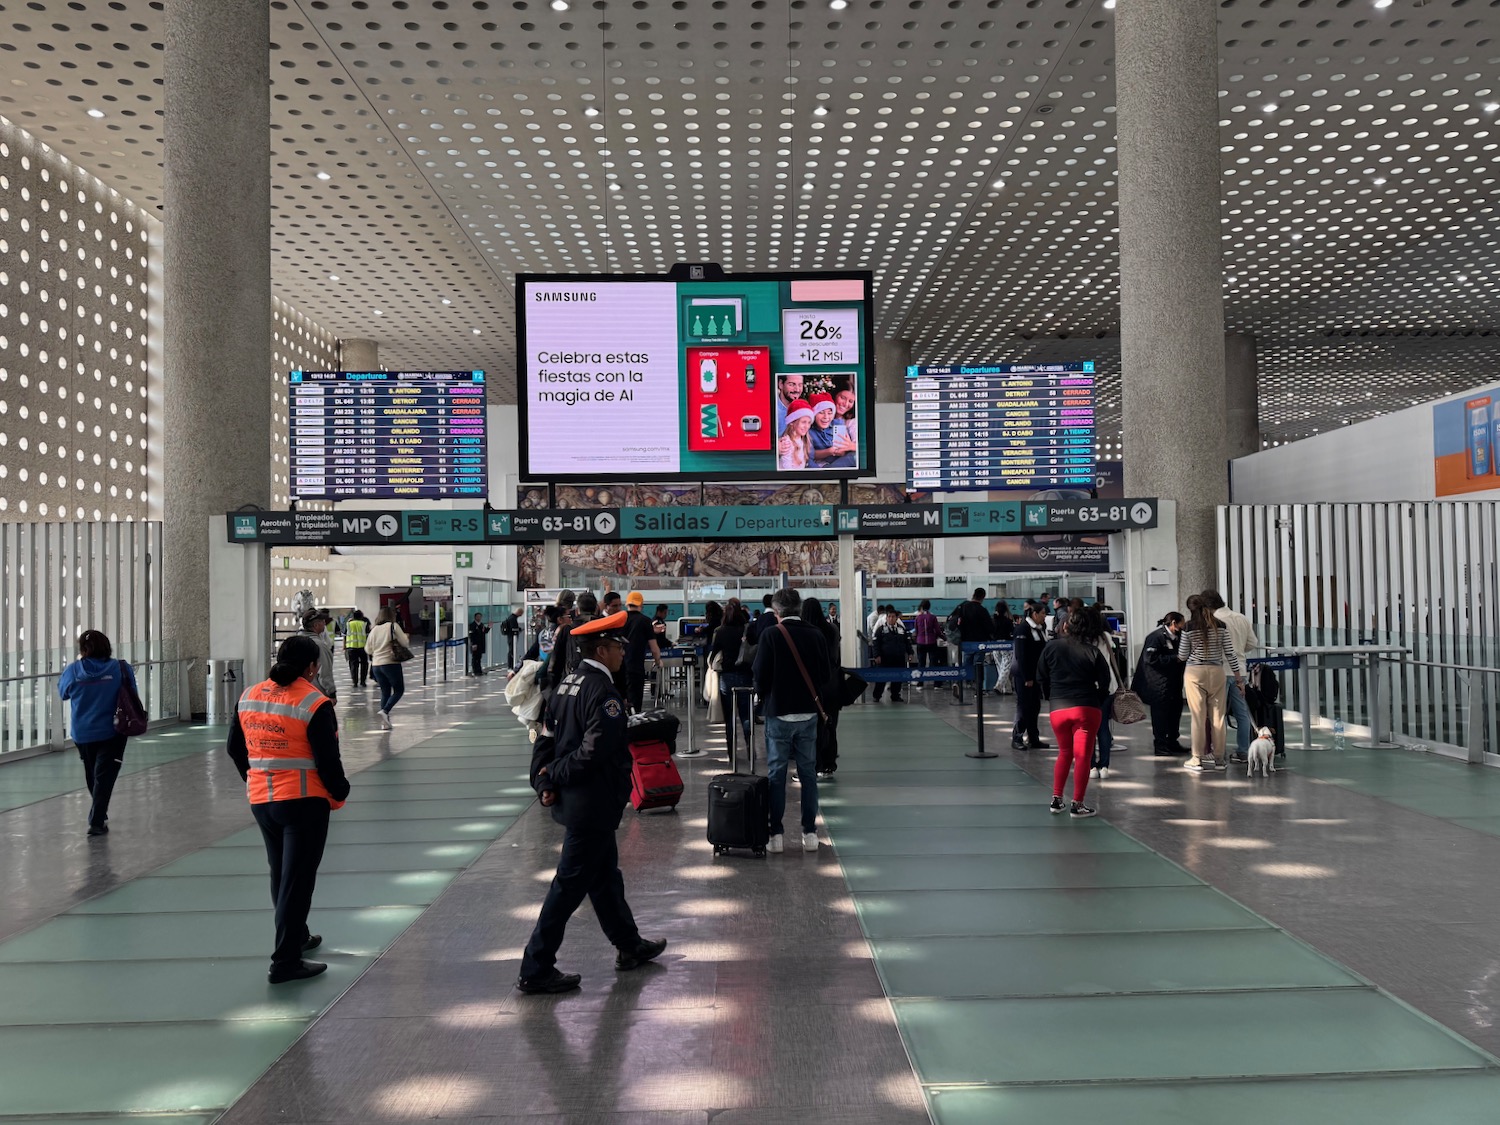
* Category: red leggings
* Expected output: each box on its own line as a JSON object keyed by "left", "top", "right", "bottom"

{"left": 1050, "top": 705, "right": 1102, "bottom": 803}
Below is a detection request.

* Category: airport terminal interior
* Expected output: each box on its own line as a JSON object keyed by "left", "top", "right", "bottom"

{"left": 4, "top": 0, "right": 1500, "bottom": 1123}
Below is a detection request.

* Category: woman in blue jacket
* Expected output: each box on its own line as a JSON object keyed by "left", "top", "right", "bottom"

{"left": 58, "top": 630, "right": 141, "bottom": 836}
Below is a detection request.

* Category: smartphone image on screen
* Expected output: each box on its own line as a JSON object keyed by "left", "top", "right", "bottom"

{"left": 700, "top": 358, "right": 718, "bottom": 395}
{"left": 1467, "top": 397, "right": 1492, "bottom": 480}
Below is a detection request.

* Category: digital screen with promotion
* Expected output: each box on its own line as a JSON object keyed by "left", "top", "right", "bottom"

{"left": 906, "top": 362, "right": 1097, "bottom": 492}
{"left": 518, "top": 271, "right": 875, "bottom": 481}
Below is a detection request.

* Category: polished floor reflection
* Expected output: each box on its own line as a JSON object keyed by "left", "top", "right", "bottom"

{"left": 1, "top": 671, "right": 1498, "bottom": 1123}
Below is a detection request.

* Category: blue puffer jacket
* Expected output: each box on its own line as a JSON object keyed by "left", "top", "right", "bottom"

{"left": 59, "top": 657, "right": 137, "bottom": 742}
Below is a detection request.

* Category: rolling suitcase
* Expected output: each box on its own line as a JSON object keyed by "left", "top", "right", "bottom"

{"left": 629, "top": 738, "right": 684, "bottom": 812}
{"left": 708, "top": 687, "right": 770, "bottom": 857}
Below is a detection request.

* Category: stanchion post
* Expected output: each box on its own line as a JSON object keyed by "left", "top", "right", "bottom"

{"left": 422, "top": 643, "right": 429, "bottom": 686}
{"left": 966, "top": 653, "right": 999, "bottom": 759}
{"left": 685, "top": 659, "right": 696, "bottom": 753}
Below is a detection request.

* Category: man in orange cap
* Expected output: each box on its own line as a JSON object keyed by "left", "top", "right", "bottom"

{"left": 621, "top": 591, "right": 663, "bottom": 714}
{"left": 518, "top": 611, "right": 667, "bottom": 993}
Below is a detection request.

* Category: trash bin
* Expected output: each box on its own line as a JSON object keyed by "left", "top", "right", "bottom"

{"left": 206, "top": 658, "right": 245, "bottom": 724}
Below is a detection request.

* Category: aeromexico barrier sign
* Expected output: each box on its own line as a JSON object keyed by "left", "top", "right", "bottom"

{"left": 227, "top": 498, "right": 1158, "bottom": 546}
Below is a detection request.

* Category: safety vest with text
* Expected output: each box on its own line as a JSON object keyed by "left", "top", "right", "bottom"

{"left": 236, "top": 678, "right": 344, "bottom": 808}
{"left": 345, "top": 618, "right": 368, "bottom": 649}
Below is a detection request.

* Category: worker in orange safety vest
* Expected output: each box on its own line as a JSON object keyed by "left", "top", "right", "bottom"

{"left": 227, "top": 634, "right": 351, "bottom": 984}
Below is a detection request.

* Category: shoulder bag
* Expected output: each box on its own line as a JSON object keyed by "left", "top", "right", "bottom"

{"left": 113, "top": 660, "right": 149, "bottom": 736}
{"left": 380, "top": 623, "right": 416, "bottom": 663}
{"left": 1112, "top": 688, "right": 1148, "bottom": 725}
{"left": 774, "top": 623, "right": 828, "bottom": 722}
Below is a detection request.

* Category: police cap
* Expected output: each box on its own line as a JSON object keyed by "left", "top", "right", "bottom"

{"left": 571, "top": 610, "right": 628, "bottom": 642}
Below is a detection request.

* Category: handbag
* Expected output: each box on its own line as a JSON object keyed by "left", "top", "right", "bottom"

{"left": 702, "top": 665, "right": 722, "bottom": 713}
{"left": 379, "top": 623, "right": 416, "bottom": 663}
{"left": 837, "top": 667, "right": 868, "bottom": 708}
{"left": 113, "top": 660, "right": 148, "bottom": 736}
{"left": 1112, "top": 688, "right": 1148, "bottom": 725}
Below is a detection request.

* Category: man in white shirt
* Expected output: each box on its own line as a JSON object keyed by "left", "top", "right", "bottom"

{"left": 1204, "top": 590, "right": 1261, "bottom": 760}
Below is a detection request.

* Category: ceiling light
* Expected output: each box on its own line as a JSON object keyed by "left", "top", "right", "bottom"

{"left": 550, "top": 0, "right": 569, "bottom": 10}
{"left": 328, "top": 274, "right": 340, "bottom": 282}
{"left": 472, "top": 328, "right": 482, "bottom": 335}
{"left": 1103, "top": 0, "right": 1115, "bottom": 7}
{"left": 86, "top": 108, "right": 105, "bottom": 119}
{"left": 1486, "top": 104, "right": 1499, "bottom": 113}
{"left": 316, "top": 171, "right": 331, "bottom": 181}
{"left": 1263, "top": 104, "right": 1277, "bottom": 113}
{"left": 1373, "top": 0, "right": 1393, "bottom": 7}
{"left": 441, "top": 298, "right": 452, "bottom": 306}
{"left": 373, "top": 309, "right": 383, "bottom": 316}
{"left": 829, "top": 0, "right": 849, "bottom": 8}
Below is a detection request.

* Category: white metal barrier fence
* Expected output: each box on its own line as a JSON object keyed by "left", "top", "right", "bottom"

{"left": 1220, "top": 502, "right": 1500, "bottom": 758}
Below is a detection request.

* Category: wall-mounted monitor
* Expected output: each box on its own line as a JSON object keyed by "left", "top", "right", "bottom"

{"left": 289, "top": 370, "right": 487, "bottom": 501}
{"left": 518, "top": 270, "right": 875, "bottom": 481}
{"left": 906, "top": 363, "right": 1096, "bottom": 492}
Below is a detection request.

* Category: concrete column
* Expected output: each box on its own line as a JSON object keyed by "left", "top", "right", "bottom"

{"left": 838, "top": 532, "right": 860, "bottom": 667}
{"left": 164, "top": 0, "right": 271, "bottom": 713}
{"left": 1116, "top": 0, "right": 1226, "bottom": 597}
{"left": 876, "top": 337, "right": 913, "bottom": 404}
{"left": 341, "top": 338, "right": 380, "bottom": 371}
{"left": 1224, "top": 334, "right": 1261, "bottom": 460}
{"left": 543, "top": 540, "right": 562, "bottom": 588}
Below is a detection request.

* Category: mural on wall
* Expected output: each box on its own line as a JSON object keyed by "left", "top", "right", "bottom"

{"left": 516, "top": 483, "right": 931, "bottom": 589}
{"left": 987, "top": 461, "right": 1123, "bottom": 573}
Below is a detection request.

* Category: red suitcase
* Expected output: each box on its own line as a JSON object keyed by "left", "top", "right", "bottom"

{"left": 629, "top": 739, "right": 684, "bottom": 812}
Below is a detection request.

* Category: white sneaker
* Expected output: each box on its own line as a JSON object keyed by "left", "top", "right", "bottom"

{"left": 377, "top": 710, "right": 391, "bottom": 730}
{"left": 1089, "top": 767, "right": 1101, "bottom": 778}
{"left": 768, "top": 834, "right": 784, "bottom": 854}
{"left": 801, "top": 831, "right": 818, "bottom": 852}
{"left": 1098, "top": 767, "right": 1110, "bottom": 779}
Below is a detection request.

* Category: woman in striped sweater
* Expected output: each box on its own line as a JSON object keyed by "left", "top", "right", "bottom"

{"left": 1177, "top": 593, "right": 1245, "bottom": 772}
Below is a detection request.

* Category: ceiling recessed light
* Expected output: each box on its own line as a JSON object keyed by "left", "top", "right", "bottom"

{"left": 86, "top": 108, "right": 105, "bottom": 119}
{"left": 1486, "top": 104, "right": 1499, "bottom": 113}
{"left": 442, "top": 298, "right": 452, "bottom": 305}
{"left": 316, "top": 171, "right": 332, "bottom": 181}
{"left": 472, "top": 328, "right": 482, "bottom": 335}
{"left": 550, "top": 0, "right": 569, "bottom": 10}
{"left": 373, "top": 309, "right": 383, "bottom": 316}
{"left": 1263, "top": 104, "right": 1277, "bottom": 113}
{"left": 1103, "top": 0, "right": 1115, "bottom": 8}
{"left": 328, "top": 274, "right": 340, "bottom": 282}
{"left": 829, "top": 0, "right": 849, "bottom": 9}
{"left": 1373, "top": 0, "right": 1393, "bottom": 7}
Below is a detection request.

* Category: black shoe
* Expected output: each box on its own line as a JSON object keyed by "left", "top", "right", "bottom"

{"left": 615, "top": 937, "right": 668, "bottom": 971}
{"left": 1029, "top": 740, "right": 1051, "bottom": 750}
{"left": 303, "top": 934, "right": 322, "bottom": 953}
{"left": 86, "top": 824, "right": 109, "bottom": 836}
{"left": 1070, "top": 802, "right": 1097, "bottom": 819}
{"left": 516, "top": 969, "right": 582, "bottom": 994}
{"left": 1011, "top": 740, "right": 1029, "bottom": 752}
{"left": 269, "top": 959, "right": 328, "bottom": 984}
{"left": 1049, "top": 796, "right": 1066, "bottom": 814}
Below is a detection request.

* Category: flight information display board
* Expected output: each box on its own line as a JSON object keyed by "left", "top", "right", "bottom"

{"left": 906, "top": 362, "right": 1096, "bottom": 491}
{"left": 289, "top": 370, "right": 487, "bottom": 501}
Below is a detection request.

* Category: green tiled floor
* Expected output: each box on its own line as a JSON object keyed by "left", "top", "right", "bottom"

{"left": 825, "top": 706, "right": 1500, "bottom": 1123}
{"left": 0, "top": 726, "right": 228, "bottom": 813}
{"left": 0, "top": 714, "right": 533, "bottom": 1121}
{"left": 1292, "top": 738, "right": 1500, "bottom": 837}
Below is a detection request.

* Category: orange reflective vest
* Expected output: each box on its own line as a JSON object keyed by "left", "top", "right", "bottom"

{"left": 236, "top": 677, "right": 344, "bottom": 809}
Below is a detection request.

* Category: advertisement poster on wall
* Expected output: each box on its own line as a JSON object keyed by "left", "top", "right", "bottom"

{"left": 1433, "top": 388, "right": 1500, "bottom": 497}
{"left": 515, "top": 483, "right": 931, "bottom": 588}
{"left": 986, "top": 461, "right": 1123, "bottom": 573}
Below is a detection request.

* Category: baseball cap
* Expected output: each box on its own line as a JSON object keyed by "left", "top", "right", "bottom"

{"left": 626, "top": 591, "right": 645, "bottom": 608}
{"left": 302, "top": 609, "right": 332, "bottom": 628}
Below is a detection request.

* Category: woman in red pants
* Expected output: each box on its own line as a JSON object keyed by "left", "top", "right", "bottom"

{"left": 1037, "top": 606, "right": 1113, "bottom": 818}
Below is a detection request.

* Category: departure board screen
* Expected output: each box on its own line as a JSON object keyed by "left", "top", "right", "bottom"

{"left": 289, "top": 370, "right": 487, "bottom": 501}
{"left": 906, "top": 363, "right": 1096, "bottom": 491}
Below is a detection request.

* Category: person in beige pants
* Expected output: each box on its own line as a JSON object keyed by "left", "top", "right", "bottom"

{"left": 1177, "top": 594, "right": 1245, "bottom": 772}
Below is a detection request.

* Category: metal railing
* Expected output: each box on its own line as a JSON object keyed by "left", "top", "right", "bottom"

{"left": 1396, "top": 659, "right": 1499, "bottom": 765}
{"left": 0, "top": 658, "right": 192, "bottom": 759}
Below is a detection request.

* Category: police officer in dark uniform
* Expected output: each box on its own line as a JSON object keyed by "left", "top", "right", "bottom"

{"left": 517, "top": 611, "right": 667, "bottom": 994}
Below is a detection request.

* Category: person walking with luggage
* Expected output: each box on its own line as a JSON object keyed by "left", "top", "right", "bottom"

{"left": 1135, "top": 613, "right": 1188, "bottom": 755}
{"left": 1178, "top": 594, "right": 1246, "bottom": 772}
{"left": 226, "top": 634, "right": 351, "bottom": 983}
{"left": 366, "top": 605, "right": 410, "bottom": 730}
{"left": 870, "top": 606, "right": 913, "bottom": 702}
{"left": 519, "top": 612, "right": 667, "bottom": 994}
{"left": 58, "top": 629, "right": 144, "bottom": 837}
{"left": 912, "top": 600, "right": 941, "bottom": 684}
{"left": 467, "top": 612, "right": 491, "bottom": 677}
{"left": 1203, "top": 589, "right": 1262, "bottom": 762}
{"left": 620, "top": 592, "right": 663, "bottom": 714}
{"left": 1010, "top": 602, "right": 1051, "bottom": 750}
{"left": 343, "top": 608, "right": 370, "bottom": 688}
{"left": 500, "top": 608, "right": 523, "bottom": 669}
{"left": 753, "top": 587, "right": 830, "bottom": 854}
{"left": 1038, "top": 607, "right": 1112, "bottom": 818}
{"left": 710, "top": 603, "right": 753, "bottom": 748}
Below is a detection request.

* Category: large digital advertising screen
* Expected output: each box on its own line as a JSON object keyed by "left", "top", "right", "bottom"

{"left": 289, "top": 370, "right": 487, "bottom": 501}
{"left": 518, "top": 271, "right": 875, "bottom": 481}
{"left": 906, "top": 362, "right": 1096, "bottom": 492}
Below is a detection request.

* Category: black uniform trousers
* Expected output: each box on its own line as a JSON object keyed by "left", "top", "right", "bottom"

{"left": 75, "top": 732, "right": 127, "bottom": 829}
{"left": 624, "top": 666, "right": 647, "bottom": 714}
{"left": 470, "top": 646, "right": 485, "bottom": 676}
{"left": 251, "top": 797, "right": 331, "bottom": 967}
{"left": 1011, "top": 674, "right": 1043, "bottom": 745}
{"left": 1150, "top": 693, "right": 1187, "bottom": 750}
{"left": 346, "top": 647, "right": 369, "bottom": 687}
{"left": 520, "top": 826, "right": 640, "bottom": 978}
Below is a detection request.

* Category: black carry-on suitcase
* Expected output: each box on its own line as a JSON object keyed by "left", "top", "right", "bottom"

{"left": 708, "top": 687, "right": 770, "bottom": 857}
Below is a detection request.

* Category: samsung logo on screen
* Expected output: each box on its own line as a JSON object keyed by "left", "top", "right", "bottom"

{"left": 534, "top": 291, "right": 597, "bottom": 302}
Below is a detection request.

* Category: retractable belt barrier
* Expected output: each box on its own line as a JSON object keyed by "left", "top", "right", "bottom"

{"left": 851, "top": 640, "right": 1014, "bottom": 759}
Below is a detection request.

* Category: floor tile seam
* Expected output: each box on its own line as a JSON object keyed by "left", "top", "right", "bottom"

{"left": 916, "top": 1062, "right": 1500, "bottom": 1092}
{"left": 867, "top": 924, "right": 1273, "bottom": 940}
{"left": 888, "top": 982, "right": 1376, "bottom": 1005}
{"left": 910, "top": 706, "right": 1500, "bottom": 1069}
{"left": 0, "top": 951, "right": 375, "bottom": 968}
{"left": 116, "top": 863, "right": 483, "bottom": 881}
{"left": 0, "top": 742, "right": 222, "bottom": 816}
{"left": 844, "top": 881, "right": 1207, "bottom": 892}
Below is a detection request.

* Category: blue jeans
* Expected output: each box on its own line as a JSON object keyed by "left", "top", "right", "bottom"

{"left": 371, "top": 663, "right": 405, "bottom": 714}
{"left": 1227, "top": 678, "right": 1253, "bottom": 755}
{"left": 1093, "top": 694, "right": 1116, "bottom": 767}
{"left": 764, "top": 715, "right": 819, "bottom": 837}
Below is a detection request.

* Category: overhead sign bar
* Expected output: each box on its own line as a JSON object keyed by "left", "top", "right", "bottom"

{"left": 227, "top": 498, "right": 1158, "bottom": 546}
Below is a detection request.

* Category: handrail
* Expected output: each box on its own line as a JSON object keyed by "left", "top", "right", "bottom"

{"left": 0, "top": 657, "right": 190, "bottom": 688}
{"left": 1402, "top": 658, "right": 1500, "bottom": 675}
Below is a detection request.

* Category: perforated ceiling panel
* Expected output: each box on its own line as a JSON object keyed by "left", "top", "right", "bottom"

{"left": 0, "top": 0, "right": 1497, "bottom": 448}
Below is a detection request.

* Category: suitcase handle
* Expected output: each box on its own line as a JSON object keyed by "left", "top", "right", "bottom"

{"left": 727, "top": 686, "right": 756, "bottom": 774}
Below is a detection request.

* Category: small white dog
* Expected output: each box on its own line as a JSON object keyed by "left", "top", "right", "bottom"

{"left": 1247, "top": 727, "right": 1277, "bottom": 776}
